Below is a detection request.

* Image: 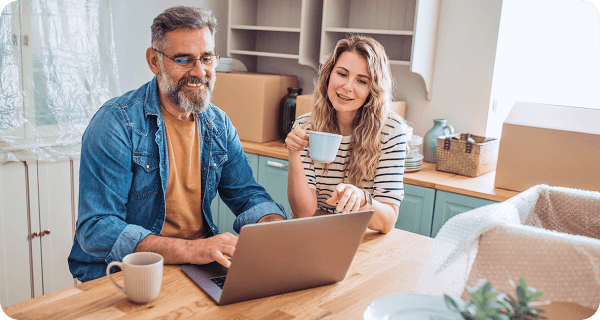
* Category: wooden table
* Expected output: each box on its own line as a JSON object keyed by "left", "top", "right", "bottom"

{"left": 4, "top": 229, "right": 433, "bottom": 320}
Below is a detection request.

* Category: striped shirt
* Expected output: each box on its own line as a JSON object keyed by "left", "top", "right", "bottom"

{"left": 293, "top": 112, "right": 407, "bottom": 214}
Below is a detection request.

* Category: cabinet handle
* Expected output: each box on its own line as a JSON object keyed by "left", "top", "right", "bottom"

{"left": 267, "top": 160, "right": 288, "bottom": 168}
{"left": 31, "top": 231, "right": 40, "bottom": 238}
{"left": 43, "top": 229, "right": 51, "bottom": 235}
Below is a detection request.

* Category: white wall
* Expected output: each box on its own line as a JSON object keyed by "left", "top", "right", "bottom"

{"left": 109, "top": 0, "right": 504, "bottom": 138}
{"left": 110, "top": 0, "right": 228, "bottom": 95}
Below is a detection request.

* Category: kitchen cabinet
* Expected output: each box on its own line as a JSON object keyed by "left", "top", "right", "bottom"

{"left": 257, "top": 156, "right": 292, "bottom": 219}
{"left": 227, "top": 0, "right": 323, "bottom": 71}
{"left": 395, "top": 184, "right": 435, "bottom": 237}
{"left": 226, "top": 0, "right": 440, "bottom": 99}
{"left": 0, "top": 159, "right": 79, "bottom": 307}
{"left": 431, "top": 190, "right": 496, "bottom": 237}
{"left": 320, "top": 0, "right": 440, "bottom": 99}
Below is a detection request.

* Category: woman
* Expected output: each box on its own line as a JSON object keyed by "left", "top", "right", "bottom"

{"left": 285, "top": 35, "right": 410, "bottom": 233}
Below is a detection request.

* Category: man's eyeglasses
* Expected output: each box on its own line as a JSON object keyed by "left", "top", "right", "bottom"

{"left": 153, "top": 48, "right": 219, "bottom": 70}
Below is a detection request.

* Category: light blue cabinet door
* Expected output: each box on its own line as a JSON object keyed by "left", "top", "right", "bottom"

{"left": 431, "top": 190, "right": 497, "bottom": 237}
{"left": 257, "top": 156, "right": 292, "bottom": 219}
{"left": 214, "top": 153, "right": 259, "bottom": 235}
{"left": 395, "top": 184, "right": 436, "bottom": 237}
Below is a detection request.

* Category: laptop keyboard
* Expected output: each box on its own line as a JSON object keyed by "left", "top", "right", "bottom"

{"left": 210, "top": 276, "right": 227, "bottom": 289}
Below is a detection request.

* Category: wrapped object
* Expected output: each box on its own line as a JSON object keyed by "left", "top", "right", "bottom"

{"left": 416, "top": 184, "right": 600, "bottom": 310}
{"left": 0, "top": 0, "right": 119, "bottom": 163}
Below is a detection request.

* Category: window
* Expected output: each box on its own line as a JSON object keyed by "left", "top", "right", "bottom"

{"left": 486, "top": 0, "right": 600, "bottom": 138}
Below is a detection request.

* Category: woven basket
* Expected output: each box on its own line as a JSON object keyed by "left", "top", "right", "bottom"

{"left": 436, "top": 133, "right": 499, "bottom": 177}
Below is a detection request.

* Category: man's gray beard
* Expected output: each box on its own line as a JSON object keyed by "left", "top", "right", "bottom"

{"left": 158, "top": 66, "right": 213, "bottom": 114}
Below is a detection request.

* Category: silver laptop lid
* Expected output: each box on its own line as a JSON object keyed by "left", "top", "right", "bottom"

{"left": 218, "top": 210, "right": 374, "bottom": 305}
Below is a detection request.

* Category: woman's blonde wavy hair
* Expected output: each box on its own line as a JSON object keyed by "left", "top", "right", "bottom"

{"left": 310, "top": 35, "right": 394, "bottom": 187}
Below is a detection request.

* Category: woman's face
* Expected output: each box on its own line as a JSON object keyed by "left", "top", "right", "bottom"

{"left": 327, "top": 51, "right": 371, "bottom": 118}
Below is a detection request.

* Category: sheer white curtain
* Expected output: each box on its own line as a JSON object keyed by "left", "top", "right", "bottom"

{"left": 0, "top": 0, "right": 120, "bottom": 163}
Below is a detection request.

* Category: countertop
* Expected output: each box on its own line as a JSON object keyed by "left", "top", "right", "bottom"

{"left": 240, "top": 140, "right": 520, "bottom": 202}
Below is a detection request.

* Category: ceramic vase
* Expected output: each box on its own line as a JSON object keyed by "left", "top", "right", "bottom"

{"left": 423, "top": 119, "right": 454, "bottom": 163}
{"left": 278, "top": 87, "right": 302, "bottom": 141}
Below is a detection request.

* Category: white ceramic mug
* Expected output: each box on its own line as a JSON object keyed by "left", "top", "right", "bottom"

{"left": 106, "top": 252, "right": 164, "bottom": 304}
{"left": 308, "top": 131, "right": 343, "bottom": 163}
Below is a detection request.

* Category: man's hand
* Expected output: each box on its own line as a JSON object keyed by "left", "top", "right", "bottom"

{"left": 186, "top": 233, "right": 238, "bottom": 268}
{"left": 135, "top": 232, "right": 238, "bottom": 268}
{"left": 257, "top": 214, "right": 286, "bottom": 223}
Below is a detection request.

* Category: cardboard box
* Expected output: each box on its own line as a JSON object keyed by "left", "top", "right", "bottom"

{"left": 295, "top": 94, "right": 406, "bottom": 119}
{"left": 211, "top": 71, "right": 298, "bottom": 143}
{"left": 296, "top": 94, "right": 313, "bottom": 118}
{"left": 494, "top": 102, "right": 600, "bottom": 192}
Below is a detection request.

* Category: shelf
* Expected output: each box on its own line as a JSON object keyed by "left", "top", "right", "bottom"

{"left": 228, "top": 0, "right": 322, "bottom": 72}
{"left": 230, "top": 50, "right": 300, "bottom": 60}
{"left": 324, "top": 27, "right": 414, "bottom": 36}
{"left": 230, "top": 25, "right": 301, "bottom": 33}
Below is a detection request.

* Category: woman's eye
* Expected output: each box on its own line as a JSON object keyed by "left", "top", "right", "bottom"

{"left": 357, "top": 79, "right": 368, "bottom": 85}
{"left": 337, "top": 72, "right": 347, "bottom": 77}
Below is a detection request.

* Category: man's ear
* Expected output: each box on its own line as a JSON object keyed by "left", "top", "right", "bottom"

{"left": 146, "top": 47, "right": 161, "bottom": 75}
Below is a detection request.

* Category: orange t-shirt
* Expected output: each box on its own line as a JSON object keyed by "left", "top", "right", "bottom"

{"left": 160, "top": 105, "right": 207, "bottom": 240}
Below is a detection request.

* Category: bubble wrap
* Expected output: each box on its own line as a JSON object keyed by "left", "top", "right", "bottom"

{"left": 416, "top": 184, "right": 600, "bottom": 310}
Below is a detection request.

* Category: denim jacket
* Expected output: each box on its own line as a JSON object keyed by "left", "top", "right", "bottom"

{"left": 68, "top": 77, "right": 286, "bottom": 282}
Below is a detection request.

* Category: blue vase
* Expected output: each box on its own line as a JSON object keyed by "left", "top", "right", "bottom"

{"left": 423, "top": 119, "right": 454, "bottom": 163}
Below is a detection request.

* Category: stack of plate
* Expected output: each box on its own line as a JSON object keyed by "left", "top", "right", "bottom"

{"left": 405, "top": 135, "right": 423, "bottom": 172}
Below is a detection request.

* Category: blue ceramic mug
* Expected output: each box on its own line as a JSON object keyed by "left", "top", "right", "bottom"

{"left": 308, "top": 131, "right": 343, "bottom": 163}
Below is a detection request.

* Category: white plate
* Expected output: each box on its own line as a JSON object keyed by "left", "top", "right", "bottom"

{"left": 406, "top": 154, "right": 424, "bottom": 161}
{"left": 363, "top": 293, "right": 460, "bottom": 320}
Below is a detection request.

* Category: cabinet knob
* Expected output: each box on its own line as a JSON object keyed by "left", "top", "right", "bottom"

{"left": 43, "top": 229, "right": 51, "bottom": 235}
{"left": 31, "top": 231, "right": 40, "bottom": 238}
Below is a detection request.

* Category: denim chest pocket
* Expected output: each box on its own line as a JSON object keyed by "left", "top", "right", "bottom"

{"left": 131, "top": 152, "right": 160, "bottom": 198}
{"left": 209, "top": 151, "right": 228, "bottom": 192}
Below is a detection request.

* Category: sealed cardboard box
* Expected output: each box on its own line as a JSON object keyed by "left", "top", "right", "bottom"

{"left": 494, "top": 102, "right": 600, "bottom": 192}
{"left": 295, "top": 94, "right": 406, "bottom": 119}
{"left": 211, "top": 71, "right": 298, "bottom": 143}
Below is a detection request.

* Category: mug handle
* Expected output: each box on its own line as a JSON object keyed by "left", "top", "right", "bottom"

{"left": 106, "top": 261, "right": 125, "bottom": 293}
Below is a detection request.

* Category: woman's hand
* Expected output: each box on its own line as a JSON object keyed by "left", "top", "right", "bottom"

{"left": 285, "top": 127, "right": 309, "bottom": 153}
{"left": 326, "top": 183, "right": 366, "bottom": 213}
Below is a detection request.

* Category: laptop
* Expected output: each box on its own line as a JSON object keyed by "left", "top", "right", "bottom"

{"left": 181, "top": 210, "right": 374, "bottom": 305}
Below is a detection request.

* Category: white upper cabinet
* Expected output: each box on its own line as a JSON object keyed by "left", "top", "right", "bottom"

{"left": 227, "top": 0, "right": 323, "bottom": 71}
{"left": 226, "top": 0, "right": 439, "bottom": 98}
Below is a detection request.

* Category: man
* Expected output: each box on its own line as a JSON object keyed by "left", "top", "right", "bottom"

{"left": 68, "top": 6, "right": 286, "bottom": 282}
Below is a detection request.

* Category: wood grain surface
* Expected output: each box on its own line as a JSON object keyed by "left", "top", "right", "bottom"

{"left": 3, "top": 229, "right": 434, "bottom": 320}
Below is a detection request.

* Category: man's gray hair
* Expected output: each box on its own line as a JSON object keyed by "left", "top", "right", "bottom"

{"left": 151, "top": 6, "right": 217, "bottom": 51}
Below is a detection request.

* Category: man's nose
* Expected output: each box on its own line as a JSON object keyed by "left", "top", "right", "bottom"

{"left": 188, "top": 60, "right": 207, "bottom": 77}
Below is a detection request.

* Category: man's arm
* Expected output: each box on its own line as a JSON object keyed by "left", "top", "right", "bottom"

{"left": 134, "top": 233, "right": 238, "bottom": 268}
{"left": 216, "top": 113, "right": 287, "bottom": 231}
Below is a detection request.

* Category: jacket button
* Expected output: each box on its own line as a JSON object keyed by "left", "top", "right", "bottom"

{"left": 202, "top": 167, "right": 205, "bottom": 171}
{"left": 208, "top": 124, "right": 211, "bottom": 128}
{"left": 205, "top": 137, "right": 209, "bottom": 141}
{"left": 146, "top": 165, "right": 149, "bottom": 169}
{"left": 213, "top": 163, "right": 217, "bottom": 167}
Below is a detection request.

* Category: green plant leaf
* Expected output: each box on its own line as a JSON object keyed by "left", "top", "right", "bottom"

{"left": 529, "top": 291, "right": 544, "bottom": 301}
